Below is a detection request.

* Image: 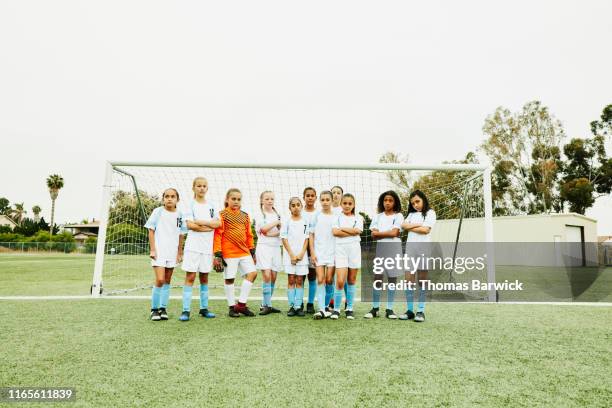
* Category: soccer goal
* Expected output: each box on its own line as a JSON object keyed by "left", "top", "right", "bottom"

{"left": 92, "top": 161, "right": 495, "bottom": 300}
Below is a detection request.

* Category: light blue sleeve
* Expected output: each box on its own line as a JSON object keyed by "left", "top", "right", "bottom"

{"left": 279, "top": 218, "right": 289, "bottom": 239}
{"left": 309, "top": 212, "right": 318, "bottom": 232}
{"left": 392, "top": 213, "right": 403, "bottom": 229}
{"left": 370, "top": 214, "right": 379, "bottom": 231}
{"left": 179, "top": 210, "right": 189, "bottom": 234}
{"left": 183, "top": 202, "right": 195, "bottom": 222}
{"left": 144, "top": 207, "right": 161, "bottom": 230}
{"left": 355, "top": 215, "right": 364, "bottom": 233}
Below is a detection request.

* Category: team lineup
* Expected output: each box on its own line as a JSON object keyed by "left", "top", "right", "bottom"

{"left": 146, "top": 177, "right": 436, "bottom": 322}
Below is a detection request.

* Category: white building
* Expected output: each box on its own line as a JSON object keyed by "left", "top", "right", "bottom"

{"left": 0, "top": 215, "right": 17, "bottom": 230}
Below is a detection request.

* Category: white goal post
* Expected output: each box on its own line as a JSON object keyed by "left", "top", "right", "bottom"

{"left": 92, "top": 161, "right": 496, "bottom": 301}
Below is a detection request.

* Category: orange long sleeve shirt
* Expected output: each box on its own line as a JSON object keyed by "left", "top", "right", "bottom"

{"left": 213, "top": 208, "right": 254, "bottom": 259}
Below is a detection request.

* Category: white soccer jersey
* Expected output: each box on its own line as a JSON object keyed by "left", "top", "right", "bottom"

{"left": 144, "top": 207, "right": 186, "bottom": 261}
{"left": 370, "top": 212, "right": 404, "bottom": 242}
{"left": 332, "top": 206, "right": 343, "bottom": 215}
{"left": 183, "top": 200, "right": 218, "bottom": 254}
{"left": 254, "top": 210, "right": 281, "bottom": 246}
{"left": 404, "top": 209, "right": 436, "bottom": 243}
{"left": 302, "top": 208, "right": 317, "bottom": 232}
{"left": 332, "top": 213, "right": 364, "bottom": 244}
{"left": 280, "top": 216, "right": 310, "bottom": 266}
{"left": 310, "top": 211, "right": 336, "bottom": 256}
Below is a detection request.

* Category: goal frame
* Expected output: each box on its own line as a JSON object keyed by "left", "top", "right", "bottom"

{"left": 92, "top": 161, "right": 496, "bottom": 300}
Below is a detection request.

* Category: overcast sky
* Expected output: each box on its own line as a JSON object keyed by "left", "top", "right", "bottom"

{"left": 1, "top": 1, "right": 610, "bottom": 234}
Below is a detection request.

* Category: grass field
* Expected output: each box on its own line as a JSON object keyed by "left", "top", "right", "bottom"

{"left": 1, "top": 254, "right": 612, "bottom": 407}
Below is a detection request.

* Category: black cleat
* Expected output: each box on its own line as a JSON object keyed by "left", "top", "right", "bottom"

{"left": 150, "top": 309, "right": 161, "bottom": 321}
{"left": 364, "top": 307, "right": 379, "bottom": 319}
{"left": 287, "top": 307, "right": 296, "bottom": 317}
{"left": 159, "top": 308, "right": 168, "bottom": 320}
{"left": 399, "top": 310, "right": 415, "bottom": 321}
{"left": 179, "top": 311, "right": 190, "bottom": 321}
{"left": 234, "top": 303, "right": 255, "bottom": 317}
{"left": 385, "top": 309, "right": 398, "bottom": 319}
{"left": 414, "top": 312, "right": 425, "bottom": 322}
{"left": 330, "top": 310, "right": 340, "bottom": 320}
{"left": 228, "top": 305, "right": 240, "bottom": 318}
{"left": 296, "top": 308, "right": 306, "bottom": 317}
{"left": 269, "top": 306, "right": 281, "bottom": 313}
{"left": 345, "top": 310, "right": 355, "bottom": 320}
{"left": 259, "top": 306, "right": 273, "bottom": 315}
{"left": 306, "top": 303, "right": 315, "bottom": 314}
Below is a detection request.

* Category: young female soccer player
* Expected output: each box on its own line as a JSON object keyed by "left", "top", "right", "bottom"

{"left": 330, "top": 186, "right": 344, "bottom": 215}
{"left": 213, "top": 188, "right": 258, "bottom": 317}
{"left": 302, "top": 187, "right": 318, "bottom": 314}
{"left": 255, "top": 190, "right": 282, "bottom": 315}
{"left": 400, "top": 190, "right": 436, "bottom": 322}
{"left": 145, "top": 188, "right": 186, "bottom": 321}
{"left": 365, "top": 191, "right": 404, "bottom": 320}
{"left": 179, "top": 177, "right": 220, "bottom": 322}
{"left": 309, "top": 190, "right": 335, "bottom": 319}
{"left": 331, "top": 193, "right": 363, "bottom": 320}
{"left": 280, "top": 197, "right": 310, "bottom": 317}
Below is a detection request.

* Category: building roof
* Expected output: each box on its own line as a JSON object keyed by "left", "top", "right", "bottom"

{"left": 0, "top": 215, "right": 17, "bottom": 227}
{"left": 63, "top": 221, "right": 100, "bottom": 229}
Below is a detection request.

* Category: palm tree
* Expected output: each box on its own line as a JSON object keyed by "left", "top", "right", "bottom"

{"left": 11, "top": 202, "right": 26, "bottom": 225}
{"left": 32, "top": 205, "right": 42, "bottom": 222}
{"left": 47, "top": 174, "right": 64, "bottom": 235}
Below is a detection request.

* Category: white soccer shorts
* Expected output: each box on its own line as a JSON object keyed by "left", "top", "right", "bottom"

{"left": 255, "top": 244, "right": 282, "bottom": 271}
{"left": 334, "top": 243, "right": 361, "bottom": 269}
{"left": 182, "top": 251, "right": 213, "bottom": 273}
{"left": 223, "top": 255, "right": 257, "bottom": 279}
{"left": 151, "top": 258, "right": 177, "bottom": 268}
{"left": 283, "top": 264, "right": 308, "bottom": 276}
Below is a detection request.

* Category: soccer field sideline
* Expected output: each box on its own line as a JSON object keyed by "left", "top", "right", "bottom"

{"left": 2, "top": 294, "right": 612, "bottom": 307}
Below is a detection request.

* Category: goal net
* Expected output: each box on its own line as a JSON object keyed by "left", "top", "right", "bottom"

{"left": 92, "top": 162, "right": 495, "bottom": 301}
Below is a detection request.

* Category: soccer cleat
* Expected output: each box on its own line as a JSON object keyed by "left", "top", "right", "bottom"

{"left": 228, "top": 306, "right": 240, "bottom": 318}
{"left": 364, "top": 307, "right": 379, "bottom": 319}
{"left": 296, "top": 308, "right": 306, "bottom": 317}
{"left": 159, "top": 308, "right": 168, "bottom": 320}
{"left": 345, "top": 310, "right": 355, "bottom": 320}
{"left": 269, "top": 306, "right": 281, "bottom": 313}
{"left": 385, "top": 309, "right": 398, "bottom": 319}
{"left": 287, "top": 307, "right": 296, "bottom": 317}
{"left": 306, "top": 303, "right": 315, "bottom": 314}
{"left": 199, "top": 308, "right": 215, "bottom": 318}
{"left": 330, "top": 310, "right": 340, "bottom": 320}
{"left": 398, "top": 310, "right": 416, "bottom": 321}
{"left": 414, "top": 312, "right": 425, "bottom": 322}
{"left": 323, "top": 310, "right": 332, "bottom": 318}
{"left": 259, "top": 306, "right": 273, "bottom": 315}
{"left": 179, "top": 311, "right": 190, "bottom": 321}
{"left": 234, "top": 303, "right": 255, "bottom": 317}
{"left": 150, "top": 309, "right": 161, "bottom": 321}
{"left": 313, "top": 311, "right": 325, "bottom": 320}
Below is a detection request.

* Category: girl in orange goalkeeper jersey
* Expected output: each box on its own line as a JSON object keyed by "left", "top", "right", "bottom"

{"left": 213, "top": 188, "right": 257, "bottom": 317}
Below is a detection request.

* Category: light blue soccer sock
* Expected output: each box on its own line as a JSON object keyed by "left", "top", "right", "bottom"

{"left": 287, "top": 287, "right": 295, "bottom": 308}
{"left": 294, "top": 287, "right": 304, "bottom": 309}
{"left": 325, "top": 284, "right": 334, "bottom": 306}
{"left": 417, "top": 284, "right": 426, "bottom": 313}
{"left": 262, "top": 282, "right": 272, "bottom": 307}
{"left": 270, "top": 282, "right": 276, "bottom": 298}
{"left": 199, "top": 284, "right": 209, "bottom": 309}
{"left": 316, "top": 283, "right": 326, "bottom": 311}
{"left": 182, "top": 285, "right": 193, "bottom": 312}
{"left": 151, "top": 286, "right": 161, "bottom": 309}
{"left": 386, "top": 287, "right": 396, "bottom": 310}
{"left": 333, "top": 288, "right": 343, "bottom": 312}
{"left": 346, "top": 284, "right": 356, "bottom": 310}
{"left": 372, "top": 283, "right": 381, "bottom": 309}
{"left": 406, "top": 287, "right": 414, "bottom": 312}
{"left": 307, "top": 278, "right": 316, "bottom": 305}
{"left": 160, "top": 283, "right": 170, "bottom": 309}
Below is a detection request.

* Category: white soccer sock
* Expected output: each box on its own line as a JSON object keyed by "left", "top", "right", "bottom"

{"left": 238, "top": 280, "right": 253, "bottom": 304}
{"left": 224, "top": 284, "right": 235, "bottom": 306}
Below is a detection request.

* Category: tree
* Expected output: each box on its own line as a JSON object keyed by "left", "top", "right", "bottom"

{"left": 558, "top": 105, "right": 612, "bottom": 214}
{"left": 32, "top": 205, "right": 42, "bottom": 222}
{"left": 0, "top": 198, "right": 9, "bottom": 215}
{"left": 11, "top": 203, "right": 26, "bottom": 225}
{"left": 481, "top": 101, "right": 565, "bottom": 214}
{"left": 46, "top": 174, "right": 64, "bottom": 235}
{"left": 108, "top": 190, "right": 159, "bottom": 228}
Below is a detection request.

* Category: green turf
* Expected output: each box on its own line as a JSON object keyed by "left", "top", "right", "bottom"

{"left": 1, "top": 301, "right": 611, "bottom": 407}
{"left": 1, "top": 254, "right": 612, "bottom": 407}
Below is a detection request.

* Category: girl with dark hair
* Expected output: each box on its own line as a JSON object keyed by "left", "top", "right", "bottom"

{"left": 400, "top": 190, "right": 436, "bottom": 323}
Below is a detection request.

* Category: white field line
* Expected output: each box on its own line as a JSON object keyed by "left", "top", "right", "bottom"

{"left": 0, "top": 295, "right": 611, "bottom": 307}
